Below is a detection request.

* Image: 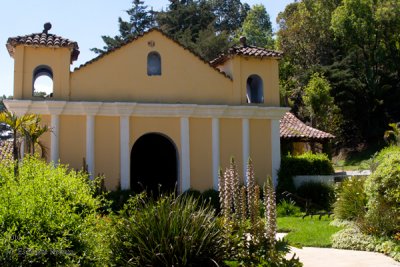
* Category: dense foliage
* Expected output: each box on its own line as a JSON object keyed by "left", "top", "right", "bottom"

{"left": 334, "top": 177, "right": 367, "bottom": 221}
{"left": 277, "top": 152, "right": 334, "bottom": 196}
{"left": 111, "top": 194, "right": 225, "bottom": 266}
{"left": 296, "top": 181, "right": 335, "bottom": 211}
{"left": 332, "top": 146, "right": 400, "bottom": 261}
{"left": 277, "top": 0, "right": 400, "bottom": 147}
{"left": 92, "top": 0, "right": 274, "bottom": 61}
{"left": 364, "top": 153, "right": 400, "bottom": 236}
{"left": 0, "top": 157, "right": 108, "bottom": 266}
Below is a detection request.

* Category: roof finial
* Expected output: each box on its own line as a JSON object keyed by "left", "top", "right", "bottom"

{"left": 43, "top": 22, "right": 52, "bottom": 34}
{"left": 239, "top": 36, "right": 247, "bottom": 47}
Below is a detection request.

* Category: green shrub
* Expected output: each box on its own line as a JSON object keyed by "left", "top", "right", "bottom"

{"left": 332, "top": 224, "right": 400, "bottom": 262}
{"left": 111, "top": 193, "right": 225, "bottom": 266}
{"left": 0, "top": 156, "right": 109, "bottom": 266}
{"left": 364, "top": 152, "right": 400, "bottom": 236}
{"left": 296, "top": 181, "right": 335, "bottom": 211}
{"left": 276, "top": 199, "right": 301, "bottom": 217}
{"left": 105, "top": 189, "right": 136, "bottom": 212}
{"left": 370, "top": 145, "right": 400, "bottom": 171}
{"left": 332, "top": 224, "right": 376, "bottom": 251}
{"left": 277, "top": 152, "right": 334, "bottom": 197}
{"left": 201, "top": 189, "right": 221, "bottom": 213}
{"left": 182, "top": 188, "right": 202, "bottom": 199}
{"left": 334, "top": 177, "right": 368, "bottom": 221}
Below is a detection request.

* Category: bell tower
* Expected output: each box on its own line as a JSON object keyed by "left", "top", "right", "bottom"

{"left": 6, "top": 23, "right": 79, "bottom": 100}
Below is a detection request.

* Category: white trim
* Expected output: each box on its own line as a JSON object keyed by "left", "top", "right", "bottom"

{"left": 120, "top": 116, "right": 130, "bottom": 190}
{"left": 212, "top": 118, "right": 220, "bottom": 190}
{"left": 180, "top": 117, "right": 190, "bottom": 192}
{"left": 242, "top": 118, "right": 250, "bottom": 183}
{"left": 4, "top": 100, "right": 289, "bottom": 120}
{"left": 86, "top": 115, "right": 95, "bottom": 179}
{"left": 271, "top": 119, "right": 281, "bottom": 188}
{"left": 50, "top": 114, "right": 59, "bottom": 163}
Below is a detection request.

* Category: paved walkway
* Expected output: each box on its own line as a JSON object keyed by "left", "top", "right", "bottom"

{"left": 276, "top": 233, "right": 400, "bottom": 267}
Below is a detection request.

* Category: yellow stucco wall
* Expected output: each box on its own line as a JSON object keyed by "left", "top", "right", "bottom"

{"left": 219, "top": 118, "right": 243, "bottom": 182}
{"left": 94, "top": 116, "right": 120, "bottom": 190}
{"left": 13, "top": 46, "right": 71, "bottom": 100}
{"left": 70, "top": 31, "right": 234, "bottom": 104}
{"left": 217, "top": 56, "right": 280, "bottom": 106}
{"left": 189, "top": 118, "right": 212, "bottom": 191}
{"left": 8, "top": 29, "right": 284, "bottom": 192}
{"left": 250, "top": 119, "right": 272, "bottom": 185}
{"left": 59, "top": 115, "right": 86, "bottom": 170}
{"left": 130, "top": 117, "right": 180, "bottom": 151}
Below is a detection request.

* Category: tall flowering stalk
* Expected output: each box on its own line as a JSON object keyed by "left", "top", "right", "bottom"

{"left": 218, "top": 168, "right": 225, "bottom": 215}
{"left": 246, "top": 158, "right": 257, "bottom": 225}
{"left": 240, "top": 186, "right": 247, "bottom": 222}
{"left": 223, "top": 168, "right": 232, "bottom": 218}
{"left": 230, "top": 157, "right": 242, "bottom": 220}
{"left": 264, "top": 176, "right": 277, "bottom": 246}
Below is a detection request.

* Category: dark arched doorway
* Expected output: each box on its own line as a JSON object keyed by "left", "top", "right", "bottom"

{"left": 130, "top": 133, "right": 178, "bottom": 195}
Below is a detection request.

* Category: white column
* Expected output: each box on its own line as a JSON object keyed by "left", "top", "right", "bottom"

{"left": 50, "top": 114, "right": 59, "bottom": 163}
{"left": 86, "top": 115, "right": 95, "bottom": 179}
{"left": 180, "top": 117, "right": 190, "bottom": 192}
{"left": 212, "top": 118, "right": 220, "bottom": 190}
{"left": 120, "top": 116, "right": 130, "bottom": 190}
{"left": 242, "top": 118, "right": 250, "bottom": 183}
{"left": 271, "top": 119, "right": 281, "bottom": 188}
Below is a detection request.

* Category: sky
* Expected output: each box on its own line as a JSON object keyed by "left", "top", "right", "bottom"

{"left": 0, "top": 0, "right": 294, "bottom": 97}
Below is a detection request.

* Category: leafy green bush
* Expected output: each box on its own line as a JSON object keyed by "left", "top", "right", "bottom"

{"left": 105, "top": 189, "right": 136, "bottom": 212}
{"left": 201, "top": 189, "right": 220, "bottom": 213}
{"left": 276, "top": 199, "right": 301, "bottom": 217}
{"left": 277, "top": 152, "right": 334, "bottom": 196}
{"left": 334, "top": 176, "right": 368, "bottom": 221}
{"left": 296, "top": 181, "right": 335, "bottom": 211}
{"left": 0, "top": 156, "right": 109, "bottom": 266}
{"left": 111, "top": 193, "right": 225, "bottom": 266}
{"left": 369, "top": 145, "right": 400, "bottom": 171}
{"left": 364, "top": 152, "right": 400, "bottom": 236}
{"left": 332, "top": 223, "right": 400, "bottom": 262}
{"left": 332, "top": 224, "right": 376, "bottom": 251}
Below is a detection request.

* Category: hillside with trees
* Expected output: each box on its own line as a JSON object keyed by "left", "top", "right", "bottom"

{"left": 92, "top": 0, "right": 400, "bottom": 151}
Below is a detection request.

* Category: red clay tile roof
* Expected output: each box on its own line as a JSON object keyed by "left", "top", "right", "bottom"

{"left": 280, "top": 112, "right": 335, "bottom": 141}
{"left": 6, "top": 31, "right": 80, "bottom": 63}
{"left": 210, "top": 45, "right": 283, "bottom": 67}
{"left": 0, "top": 140, "right": 12, "bottom": 160}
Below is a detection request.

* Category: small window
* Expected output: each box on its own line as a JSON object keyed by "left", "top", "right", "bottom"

{"left": 246, "top": 75, "right": 264, "bottom": 103}
{"left": 33, "top": 65, "right": 53, "bottom": 97}
{"left": 147, "top": 51, "right": 161, "bottom": 76}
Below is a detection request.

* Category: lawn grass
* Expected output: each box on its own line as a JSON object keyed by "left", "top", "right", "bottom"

{"left": 277, "top": 215, "right": 343, "bottom": 248}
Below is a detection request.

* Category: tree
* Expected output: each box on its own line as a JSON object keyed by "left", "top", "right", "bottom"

{"left": 235, "top": 4, "right": 274, "bottom": 48}
{"left": 302, "top": 73, "right": 336, "bottom": 129}
{"left": 0, "top": 112, "right": 49, "bottom": 165}
{"left": 22, "top": 116, "right": 50, "bottom": 158}
{"left": 330, "top": 0, "right": 400, "bottom": 141}
{"left": 156, "top": 0, "right": 232, "bottom": 61}
{"left": 92, "top": 0, "right": 155, "bottom": 54}
{"left": 211, "top": 0, "right": 249, "bottom": 35}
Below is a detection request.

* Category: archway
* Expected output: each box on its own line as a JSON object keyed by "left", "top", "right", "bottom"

{"left": 130, "top": 133, "right": 178, "bottom": 195}
{"left": 246, "top": 75, "right": 264, "bottom": 103}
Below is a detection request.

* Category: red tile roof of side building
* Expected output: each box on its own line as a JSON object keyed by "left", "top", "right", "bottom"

{"left": 280, "top": 112, "right": 335, "bottom": 141}
{"left": 210, "top": 43, "right": 283, "bottom": 67}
